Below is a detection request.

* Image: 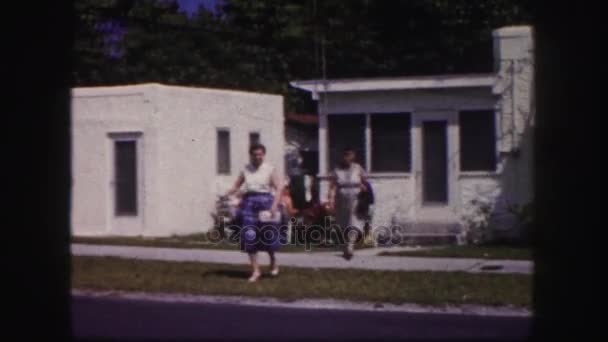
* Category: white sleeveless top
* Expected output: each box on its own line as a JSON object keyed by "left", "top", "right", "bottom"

{"left": 332, "top": 162, "right": 366, "bottom": 196}
{"left": 242, "top": 162, "right": 275, "bottom": 193}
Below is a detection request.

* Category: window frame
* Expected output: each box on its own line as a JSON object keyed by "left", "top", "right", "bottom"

{"left": 370, "top": 112, "right": 413, "bottom": 173}
{"left": 108, "top": 132, "right": 142, "bottom": 217}
{"left": 327, "top": 113, "right": 368, "bottom": 171}
{"left": 458, "top": 109, "right": 498, "bottom": 172}
{"left": 249, "top": 131, "right": 261, "bottom": 147}
{"left": 216, "top": 128, "right": 232, "bottom": 175}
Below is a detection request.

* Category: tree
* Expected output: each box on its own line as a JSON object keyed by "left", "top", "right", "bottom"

{"left": 73, "top": 0, "right": 533, "bottom": 111}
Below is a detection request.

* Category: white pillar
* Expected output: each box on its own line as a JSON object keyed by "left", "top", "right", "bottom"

{"left": 318, "top": 104, "right": 330, "bottom": 202}
{"left": 492, "top": 25, "right": 533, "bottom": 153}
{"left": 318, "top": 110, "right": 328, "bottom": 176}
{"left": 365, "top": 113, "right": 372, "bottom": 172}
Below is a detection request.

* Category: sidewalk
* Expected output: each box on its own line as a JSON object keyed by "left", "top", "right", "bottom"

{"left": 72, "top": 243, "right": 533, "bottom": 274}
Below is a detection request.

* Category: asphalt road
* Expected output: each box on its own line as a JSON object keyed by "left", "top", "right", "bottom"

{"left": 72, "top": 296, "right": 531, "bottom": 340}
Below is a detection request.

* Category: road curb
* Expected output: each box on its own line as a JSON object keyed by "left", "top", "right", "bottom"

{"left": 72, "top": 289, "right": 532, "bottom": 318}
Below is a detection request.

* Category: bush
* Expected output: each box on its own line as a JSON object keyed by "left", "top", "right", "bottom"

{"left": 460, "top": 199, "right": 493, "bottom": 245}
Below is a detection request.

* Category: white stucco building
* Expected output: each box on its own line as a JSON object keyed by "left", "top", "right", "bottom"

{"left": 71, "top": 84, "right": 284, "bottom": 237}
{"left": 290, "top": 26, "right": 534, "bottom": 243}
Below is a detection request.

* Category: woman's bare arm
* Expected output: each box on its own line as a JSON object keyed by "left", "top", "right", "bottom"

{"left": 226, "top": 173, "right": 244, "bottom": 196}
{"left": 359, "top": 164, "right": 368, "bottom": 192}
{"left": 281, "top": 190, "right": 299, "bottom": 216}
{"left": 270, "top": 169, "right": 284, "bottom": 212}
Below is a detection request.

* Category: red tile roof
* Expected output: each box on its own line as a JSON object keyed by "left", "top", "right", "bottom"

{"left": 285, "top": 112, "right": 318, "bottom": 125}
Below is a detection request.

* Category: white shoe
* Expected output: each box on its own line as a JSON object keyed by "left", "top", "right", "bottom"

{"left": 343, "top": 244, "right": 354, "bottom": 260}
{"left": 248, "top": 271, "right": 261, "bottom": 282}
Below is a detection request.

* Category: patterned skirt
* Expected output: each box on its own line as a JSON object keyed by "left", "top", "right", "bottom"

{"left": 236, "top": 192, "right": 284, "bottom": 253}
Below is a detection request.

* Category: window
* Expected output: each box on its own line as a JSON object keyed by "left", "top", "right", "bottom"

{"left": 327, "top": 114, "right": 367, "bottom": 170}
{"left": 371, "top": 113, "right": 411, "bottom": 172}
{"left": 459, "top": 110, "right": 497, "bottom": 171}
{"left": 249, "top": 132, "right": 260, "bottom": 146}
{"left": 114, "top": 140, "right": 137, "bottom": 215}
{"left": 217, "top": 129, "right": 231, "bottom": 174}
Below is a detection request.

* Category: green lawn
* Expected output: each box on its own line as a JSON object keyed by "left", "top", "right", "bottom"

{"left": 72, "top": 256, "right": 531, "bottom": 308}
{"left": 72, "top": 233, "right": 374, "bottom": 253}
{"left": 378, "top": 245, "right": 532, "bottom": 260}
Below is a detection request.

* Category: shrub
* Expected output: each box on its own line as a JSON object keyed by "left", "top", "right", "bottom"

{"left": 460, "top": 199, "right": 493, "bottom": 245}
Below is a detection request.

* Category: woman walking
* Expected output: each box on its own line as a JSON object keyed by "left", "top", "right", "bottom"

{"left": 225, "top": 143, "right": 284, "bottom": 282}
{"left": 327, "top": 147, "right": 368, "bottom": 260}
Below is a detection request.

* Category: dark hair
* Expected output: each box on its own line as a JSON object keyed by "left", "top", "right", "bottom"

{"left": 249, "top": 143, "right": 266, "bottom": 154}
{"left": 342, "top": 146, "right": 356, "bottom": 154}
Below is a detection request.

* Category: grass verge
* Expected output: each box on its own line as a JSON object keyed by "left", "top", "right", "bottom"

{"left": 72, "top": 234, "right": 373, "bottom": 253}
{"left": 72, "top": 256, "right": 531, "bottom": 308}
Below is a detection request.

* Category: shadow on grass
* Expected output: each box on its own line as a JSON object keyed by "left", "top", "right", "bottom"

{"left": 201, "top": 268, "right": 287, "bottom": 281}
{"left": 201, "top": 269, "right": 250, "bottom": 280}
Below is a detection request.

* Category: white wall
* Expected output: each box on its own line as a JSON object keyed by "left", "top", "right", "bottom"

{"left": 367, "top": 176, "right": 415, "bottom": 229}
{"left": 71, "top": 89, "right": 157, "bottom": 236}
{"left": 492, "top": 25, "right": 535, "bottom": 209}
{"left": 152, "top": 85, "right": 284, "bottom": 236}
{"left": 71, "top": 84, "right": 284, "bottom": 237}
